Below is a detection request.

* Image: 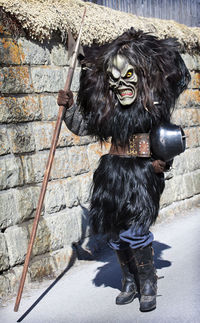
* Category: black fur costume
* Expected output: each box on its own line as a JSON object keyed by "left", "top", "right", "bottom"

{"left": 66, "top": 28, "right": 190, "bottom": 237}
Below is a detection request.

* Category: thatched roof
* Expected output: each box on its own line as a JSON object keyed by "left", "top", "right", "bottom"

{"left": 0, "top": 0, "right": 200, "bottom": 52}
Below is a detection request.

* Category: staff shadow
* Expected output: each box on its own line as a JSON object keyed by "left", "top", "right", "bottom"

{"left": 92, "top": 240, "right": 172, "bottom": 290}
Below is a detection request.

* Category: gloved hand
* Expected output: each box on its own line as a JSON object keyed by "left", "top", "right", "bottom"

{"left": 57, "top": 90, "right": 74, "bottom": 109}
{"left": 152, "top": 160, "right": 166, "bottom": 173}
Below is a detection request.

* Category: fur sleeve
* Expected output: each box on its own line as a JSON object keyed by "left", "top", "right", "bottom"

{"left": 63, "top": 103, "right": 89, "bottom": 136}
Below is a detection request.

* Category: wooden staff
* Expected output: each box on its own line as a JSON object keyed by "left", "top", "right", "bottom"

{"left": 14, "top": 8, "right": 86, "bottom": 312}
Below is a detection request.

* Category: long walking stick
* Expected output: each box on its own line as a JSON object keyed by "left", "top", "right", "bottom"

{"left": 14, "top": 8, "right": 86, "bottom": 312}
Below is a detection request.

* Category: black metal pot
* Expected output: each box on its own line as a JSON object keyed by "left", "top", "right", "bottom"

{"left": 150, "top": 123, "right": 186, "bottom": 162}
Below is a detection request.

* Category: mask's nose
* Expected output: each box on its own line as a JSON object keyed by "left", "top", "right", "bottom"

{"left": 113, "top": 78, "right": 121, "bottom": 89}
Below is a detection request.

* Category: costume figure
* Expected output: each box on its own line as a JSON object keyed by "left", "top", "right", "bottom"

{"left": 57, "top": 28, "right": 190, "bottom": 311}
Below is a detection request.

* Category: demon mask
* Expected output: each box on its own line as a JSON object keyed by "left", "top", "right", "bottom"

{"left": 107, "top": 54, "right": 138, "bottom": 106}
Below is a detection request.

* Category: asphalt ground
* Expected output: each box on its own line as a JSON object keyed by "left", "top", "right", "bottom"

{"left": 0, "top": 207, "right": 200, "bottom": 323}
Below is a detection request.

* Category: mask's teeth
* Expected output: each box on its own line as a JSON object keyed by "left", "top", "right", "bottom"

{"left": 119, "top": 89, "right": 133, "bottom": 96}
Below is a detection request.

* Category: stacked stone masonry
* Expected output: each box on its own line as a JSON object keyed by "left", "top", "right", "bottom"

{"left": 0, "top": 23, "right": 200, "bottom": 300}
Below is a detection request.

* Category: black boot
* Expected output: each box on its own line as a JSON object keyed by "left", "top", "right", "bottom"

{"left": 115, "top": 248, "right": 138, "bottom": 305}
{"left": 134, "top": 244, "right": 157, "bottom": 312}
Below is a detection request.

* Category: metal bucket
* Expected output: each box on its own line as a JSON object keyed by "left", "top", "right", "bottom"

{"left": 150, "top": 123, "right": 186, "bottom": 162}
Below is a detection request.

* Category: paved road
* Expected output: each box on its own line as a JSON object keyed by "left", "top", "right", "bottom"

{"left": 1, "top": 207, "right": 200, "bottom": 323}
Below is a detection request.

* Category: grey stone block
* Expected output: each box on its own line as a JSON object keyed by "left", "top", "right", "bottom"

{"left": 0, "top": 38, "right": 21, "bottom": 65}
{"left": 18, "top": 38, "right": 50, "bottom": 65}
{"left": 44, "top": 180, "right": 66, "bottom": 214}
{"left": 51, "top": 247, "right": 74, "bottom": 274}
{"left": 0, "top": 275, "right": 10, "bottom": 300}
{"left": 31, "top": 67, "right": 64, "bottom": 92}
{"left": 184, "top": 109, "right": 200, "bottom": 127}
{"left": 0, "top": 126, "right": 10, "bottom": 155}
{"left": 0, "top": 190, "right": 18, "bottom": 229}
{"left": 60, "top": 207, "right": 82, "bottom": 246}
{"left": 79, "top": 172, "right": 93, "bottom": 204}
{"left": 188, "top": 71, "right": 200, "bottom": 89}
{"left": 33, "top": 120, "right": 86, "bottom": 151}
{"left": 161, "top": 172, "right": 196, "bottom": 208}
{"left": 192, "top": 170, "right": 200, "bottom": 194}
{"left": 0, "top": 233, "right": 9, "bottom": 271}
{"left": 172, "top": 153, "right": 189, "bottom": 176}
{"left": 5, "top": 225, "right": 29, "bottom": 266}
{"left": 68, "top": 146, "right": 90, "bottom": 176}
{"left": 160, "top": 179, "right": 175, "bottom": 208}
{"left": 0, "top": 95, "right": 41, "bottom": 123}
{"left": 29, "top": 254, "right": 56, "bottom": 281}
{"left": 40, "top": 95, "right": 58, "bottom": 121}
{"left": 159, "top": 195, "right": 200, "bottom": 223}
{"left": 184, "top": 127, "right": 199, "bottom": 149}
{"left": 174, "top": 175, "right": 187, "bottom": 200}
{"left": 3, "top": 266, "right": 25, "bottom": 297}
{"left": 185, "top": 148, "right": 200, "bottom": 172}
{"left": 87, "top": 141, "right": 110, "bottom": 171}
{"left": 51, "top": 149, "right": 72, "bottom": 179}
{"left": 63, "top": 67, "right": 81, "bottom": 92}
{"left": 42, "top": 208, "right": 83, "bottom": 250}
{"left": 0, "top": 155, "right": 23, "bottom": 190}
{"left": 197, "top": 126, "right": 200, "bottom": 146}
{"left": 87, "top": 143, "right": 101, "bottom": 170}
{"left": 63, "top": 176, "right": 81, "bottom": 208}
{"left": 34, "top": 120, "right": 86, "bottom": 150}
{"left": 21, "top": 151, "right": 48, "bottom": 184}
{"left": 50, "top": 44, "right": 68, "bottom": 66}
{"left": 28, "top": 218, "right": 52, "bottom": 257}
{"left": 43, "top": 213, "right": 67, "bottom": 251}
{"left": 171, "top": 108, "right": 183, "bottom": 125}
{"left": 181, "top": 54, "right": 200, "bottom": 71}
{"left": 8, "top": 123, "right": 36, "bottom": 154}
{"left": 0, "top": 66, "right": 33, "bottom": 94}
{"left": 0, "top": 264, "right": 31, "bottom": 300}
{"left": 33, "top": 121, "right": 55, "bottom": 151}
{"left": 14, "top": 186, "right": 40, "bottom": 222}
{"left": 182, "top": 173, "right": 196, "bottom": 199}
{"left": 22, "top": 149, "right": 72, "bottom": 184}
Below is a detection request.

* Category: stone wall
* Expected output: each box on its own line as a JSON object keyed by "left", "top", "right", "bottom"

{"left": 0, "top": 22, "right": 200, "bottom": 301}
{"left": 159, "top": 54, "right": 200, "bottom": 220}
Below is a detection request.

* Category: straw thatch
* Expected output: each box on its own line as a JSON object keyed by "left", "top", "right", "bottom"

{"left": 0, "top": 0, "right": 200, "bottom": 52}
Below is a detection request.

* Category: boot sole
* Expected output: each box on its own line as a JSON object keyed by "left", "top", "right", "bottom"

{"left": 140, "top": 304, "right": 156, "bottom": 312}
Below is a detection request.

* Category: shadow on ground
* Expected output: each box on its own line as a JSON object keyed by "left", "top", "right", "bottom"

{"left": 92, "top": 240, "right": 172, "bottom": 290}
{"left": 17, "top": 204, "right": 172, "bottom": 322}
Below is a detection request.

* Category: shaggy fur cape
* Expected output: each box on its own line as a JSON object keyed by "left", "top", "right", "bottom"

{"left": 77, "top": 28, "right": 190, "bottom": 235}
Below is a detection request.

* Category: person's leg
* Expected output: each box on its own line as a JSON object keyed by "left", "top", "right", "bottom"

{"left": 115, "top": 248, "right": 138, "bottom": 305}
{"left": 118, "top": 227, "right": 157, "bottom": 311}
{"left": 108, "top": 239, "right": 138, "bottom": 305}
{"left": 133, "top": 243, "right": 157, "bottom": 312}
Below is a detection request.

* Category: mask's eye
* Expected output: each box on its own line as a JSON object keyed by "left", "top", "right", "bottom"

{"left": 108, "top": 72, "right": 118, "bottom": 82}
{"left": 126, "top": 70, "right": 133, "bottom": 78}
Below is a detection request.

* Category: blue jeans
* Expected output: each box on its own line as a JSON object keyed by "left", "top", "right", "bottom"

{"left": 108, "top": 226, "right": 154, "bottom": 250}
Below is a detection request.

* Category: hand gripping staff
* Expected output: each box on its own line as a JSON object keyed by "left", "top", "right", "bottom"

{"left": 14, "top": 8, "right": 87, "bottom": 312}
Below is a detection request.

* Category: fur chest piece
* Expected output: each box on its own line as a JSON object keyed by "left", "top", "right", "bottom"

{"left": 107, "top": 55, "right": 138, "bottom": 106}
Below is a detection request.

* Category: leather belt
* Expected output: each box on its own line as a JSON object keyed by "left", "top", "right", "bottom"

{"left": 109, "top": 133, "right": 151, "bottom": 158}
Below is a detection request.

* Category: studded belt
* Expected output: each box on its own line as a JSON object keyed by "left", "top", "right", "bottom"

{"left": 109, "top": 133, "right": 151, "bottom": 158}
